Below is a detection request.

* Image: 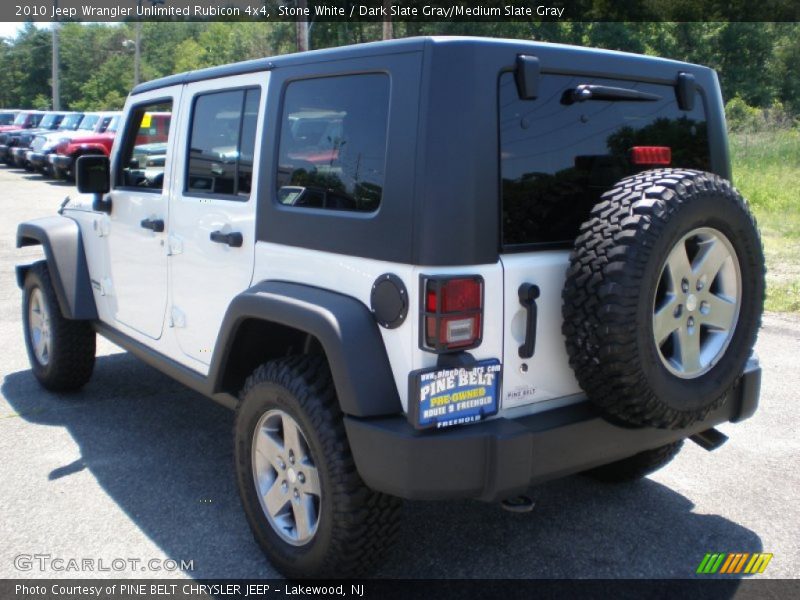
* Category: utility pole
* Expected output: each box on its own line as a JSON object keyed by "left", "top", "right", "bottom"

{"left": 51, "top": 1, "right": 60, "bottom": 110}
{"left": 296, "top": 0, "right": 309, "bottom": 52}
{"left": 383, "top": 0, "right": 393, "bottom": 40}
{"left": 134, "top": 21, "right": 141, "bottom": 86}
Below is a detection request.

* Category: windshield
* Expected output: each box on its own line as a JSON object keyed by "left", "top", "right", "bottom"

{"left": 0, "top": 113, "right": 16, "bottom": 126}
{"left": 78, "top": 115, "right": 100, "bottom": 131}
{"left": 13, "top": 113, "right": 29, "bottom": 126}
{"left": 105, "top": 115, "right": 120, "bottom": 133}
{"left": 39, "top": 114, "right": 59, "bottom": 129}
{"left": 59, "top": 114, "right": 83, "bottom": 130}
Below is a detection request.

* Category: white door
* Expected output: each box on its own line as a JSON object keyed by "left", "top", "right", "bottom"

{"left": 168, "top": 75, "right": 266, "bottom": 368}
{"left": 105, "top": 89, "right": 179, "bottom": 339}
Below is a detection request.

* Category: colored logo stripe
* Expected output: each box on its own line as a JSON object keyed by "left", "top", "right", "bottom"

{"left": 697, "top": 553, "right": 773, "bottom": 574}
{"left": 745, "top": 553, "right": 773, "bottom": 574}
{"left": 697, "top": 553, "right": 725, "bottom": 574}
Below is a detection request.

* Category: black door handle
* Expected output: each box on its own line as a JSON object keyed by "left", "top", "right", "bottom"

{"left": 209, "top": 230, "right": 243, "bottom": 248}
{"left": 140, "top": 218, "right": 164, "bottom": 232}
{"left": 518, "top": 283, "right": 540, "bottom": 359}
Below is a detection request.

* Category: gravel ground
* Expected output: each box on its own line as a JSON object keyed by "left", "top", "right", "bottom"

{"left": 0, "top": 166, "right": 797, "bottom": 580}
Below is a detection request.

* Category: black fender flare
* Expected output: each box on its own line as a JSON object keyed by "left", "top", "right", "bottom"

{"left": 16, "top": 216, "right": 98, "bottom": 320}
{"left": 210, "top": 281, "right": 402, "bottom": 417}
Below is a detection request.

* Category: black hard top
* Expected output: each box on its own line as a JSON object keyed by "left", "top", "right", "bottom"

{"left": 131, "top": 36, "right": 710, "bottom": 95}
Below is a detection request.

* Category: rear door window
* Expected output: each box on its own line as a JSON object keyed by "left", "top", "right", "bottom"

{"left": 276, "top": 73, "right": 389, "bottom": 213}
{"left": 499, "top": 72, "right": 710, "bottom": 249}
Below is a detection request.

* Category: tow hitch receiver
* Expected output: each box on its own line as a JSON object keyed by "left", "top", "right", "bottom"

{"left": 690, "top": 427, "right": 729, "bottom": 451}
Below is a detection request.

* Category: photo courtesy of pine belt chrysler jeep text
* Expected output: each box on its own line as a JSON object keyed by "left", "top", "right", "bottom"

{"left": 15, "top": 37, "right": 765, "bottom": 578}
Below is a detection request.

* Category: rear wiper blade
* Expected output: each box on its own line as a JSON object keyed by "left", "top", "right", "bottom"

{"left": 562, "top": 84, "right": 661, "bottom": 104}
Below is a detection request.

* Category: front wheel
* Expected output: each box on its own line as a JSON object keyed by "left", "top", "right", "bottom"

{"left": 22, "top": 261, "right": 95, "bottom": 391}
{"left": 234, "top": 356, "right": 401, "bottom": 578}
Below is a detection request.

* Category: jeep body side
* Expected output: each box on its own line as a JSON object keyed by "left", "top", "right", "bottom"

{"left": 16, "top": 37, "right": 763, "bottom": 577}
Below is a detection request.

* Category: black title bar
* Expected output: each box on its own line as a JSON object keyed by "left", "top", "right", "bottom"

{"left": 5, "top": 0, "right": 800, "bottom": 23}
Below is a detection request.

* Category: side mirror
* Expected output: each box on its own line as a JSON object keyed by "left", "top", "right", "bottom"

{"left": 76, "top": 155, "right": 112, "bottom": 213}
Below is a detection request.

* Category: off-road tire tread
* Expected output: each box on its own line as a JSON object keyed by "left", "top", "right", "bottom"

{"left": 23, "top": 261, "right": 95, "bottom": 391}
{"left": 236, "top": 355, "right": 401, "bottom": 578}
{"left": 562, "top": 169, "right": 764, "bottom": 429}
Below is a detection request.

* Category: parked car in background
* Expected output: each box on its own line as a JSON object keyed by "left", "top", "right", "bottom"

{"left": 4, "top": 112, "right": 76, "bottom": 168}
{"left": 0, "top": 111, "right": 46, "bottom": 159}
{"left": 0, "top": 110, "right": 21, "bottom": 126}
{"left": 50, "top": 112, "right": 169, "bottom": 180}
{"left": 0, "top": 110, "right": 44, "bottom": 135}
{"left": 28, "top": 112, "right": 118, "bottom": 174}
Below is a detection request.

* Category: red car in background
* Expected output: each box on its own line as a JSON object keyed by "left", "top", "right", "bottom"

{"left": 0, "top": 110, "right": 44, "bottom": 133}
{"left": 49, "top": 112, "right": 171, "bottom": 180}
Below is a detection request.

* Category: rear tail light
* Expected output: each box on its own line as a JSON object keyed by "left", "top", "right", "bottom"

{"left": 630, "top": 146, "right": 672, "bottom": 165}
{"left": 421, "top": 276, "right": 483, "bottom": 352}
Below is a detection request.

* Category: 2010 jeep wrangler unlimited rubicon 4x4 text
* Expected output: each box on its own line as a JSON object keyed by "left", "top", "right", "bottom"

{"left": 16, "top": 37, "right": 764, "bottom": 578}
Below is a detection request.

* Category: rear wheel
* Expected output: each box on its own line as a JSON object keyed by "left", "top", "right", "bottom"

{"left": 22, "top": 261, "right": 95, "bottom": 391}
{"left": 234, "top": 356, "right": 401, "bottom": 578}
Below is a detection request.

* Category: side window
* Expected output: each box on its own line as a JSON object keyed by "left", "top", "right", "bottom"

{"left": 185, "top": 87, "right": 261, "bottom": 199}
{"left": 276, "top": 73, "right": 389, "bottom": 212}
{"left": 117, "top": 100, "right": 173, "bottom": 191}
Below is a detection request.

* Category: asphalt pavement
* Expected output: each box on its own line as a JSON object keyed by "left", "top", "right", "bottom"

{"left": 0, "top": 166, "right": 798, "bottom": 580}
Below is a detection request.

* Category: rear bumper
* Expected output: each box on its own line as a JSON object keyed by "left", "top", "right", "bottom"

{"left": 345, "top": 362, "right": 761, "bottom": 502}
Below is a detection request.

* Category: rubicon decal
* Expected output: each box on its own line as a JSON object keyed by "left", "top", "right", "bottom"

{"left": 696, "top": 552, "right": 773, "bottom": 574}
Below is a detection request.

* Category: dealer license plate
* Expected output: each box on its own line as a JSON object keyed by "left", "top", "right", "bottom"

{"left": 408, "top": 359, "right": 501, "bottom": 430}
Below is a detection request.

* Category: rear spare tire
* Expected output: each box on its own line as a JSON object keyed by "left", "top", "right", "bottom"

{"left": 562, "top": 169, "right": 764, "bottom": 429}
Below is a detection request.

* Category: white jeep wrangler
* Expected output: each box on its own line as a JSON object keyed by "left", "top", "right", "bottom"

{"left": 16, "top": 38, "right": 764, "bottom": 578}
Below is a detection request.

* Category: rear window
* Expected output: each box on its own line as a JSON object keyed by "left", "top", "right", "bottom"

{"left": 499, "top": 72, "right": 710, "bottom": 249}
{"left": 276, "top": 73, "right": 389, "bottom": 213}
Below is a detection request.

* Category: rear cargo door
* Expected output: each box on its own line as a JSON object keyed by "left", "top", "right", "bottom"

{"left": 498, "top": 70, "right": 711, "bottom": 409}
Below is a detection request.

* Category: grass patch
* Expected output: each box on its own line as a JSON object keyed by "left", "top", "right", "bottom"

{"left": 730, "top": 129, "right": 800, "bottom": 313}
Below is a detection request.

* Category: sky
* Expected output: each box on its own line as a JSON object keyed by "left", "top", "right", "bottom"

{"left": 0, "top": 22, "right": 51, "bottom": 39}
